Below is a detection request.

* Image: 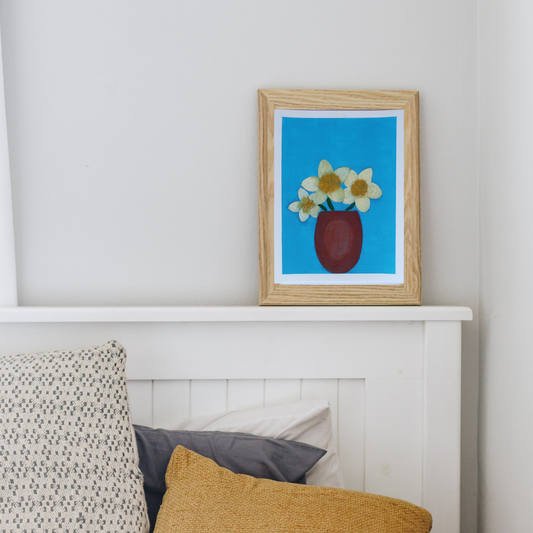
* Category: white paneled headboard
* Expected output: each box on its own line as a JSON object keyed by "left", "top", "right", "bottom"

{"left": 0, "top": 305, "right": 472, "bottom": 533}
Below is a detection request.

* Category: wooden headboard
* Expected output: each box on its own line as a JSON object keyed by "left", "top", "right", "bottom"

{"left": 0, "top": 305, "right": 472, "bottom": 533}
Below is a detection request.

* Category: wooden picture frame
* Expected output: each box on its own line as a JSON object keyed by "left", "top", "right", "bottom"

{"left": 258, "top": 90, "right": 420, "bottom": 305}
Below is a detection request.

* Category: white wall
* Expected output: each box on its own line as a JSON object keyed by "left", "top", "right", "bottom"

{"left": 479, "top": 0, "right": 533, "bottom": 531}
{"left": 0, "top": 22, "right": 16, "bottom": 305}
{"left": 0, "top": 2, "right": 479, "bottom": 531}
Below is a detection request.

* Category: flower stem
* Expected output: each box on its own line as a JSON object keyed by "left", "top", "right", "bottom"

{"left": 319, "top": 204, "right": 327, "bottom": 211}
{"left": 326, "top": 198, "right": 335, "bottom": 211}
{"left": 345, "top": 202, "right": 355, "bottom": 211}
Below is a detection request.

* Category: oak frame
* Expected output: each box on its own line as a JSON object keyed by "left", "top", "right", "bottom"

{"left": 258, "top": 90, "right": 421, "bottom": 306}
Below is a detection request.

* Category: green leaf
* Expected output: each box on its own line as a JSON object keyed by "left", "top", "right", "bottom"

{"left": 319, "top": 204, "right": 327, "bottom": 211}
{"left": 345, "top": 202, "right": 355, "bottom": 211}
{"left": 326, "top": 198, "right": 335, "bottom": 211}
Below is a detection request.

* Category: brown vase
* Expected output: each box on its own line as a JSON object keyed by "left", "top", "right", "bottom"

{"left": 314, "top": 211, "right": 363, "bottom": 273}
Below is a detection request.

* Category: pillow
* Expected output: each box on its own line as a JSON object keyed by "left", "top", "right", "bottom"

{"left": 134, "top": 425, "right": 326, "bottom": 533}
{"left": 0, "top": 341, "right": 149, "bottom": 533}
{"left": 154, "top": 447, "right": 433, "bottom": 533}
{"left": 171, "top": 398, "right": 343, "bottom": 487}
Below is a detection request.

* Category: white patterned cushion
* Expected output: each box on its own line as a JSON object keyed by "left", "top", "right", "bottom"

{"left": 0, "top": 340, "right": 149, "bottom": 533}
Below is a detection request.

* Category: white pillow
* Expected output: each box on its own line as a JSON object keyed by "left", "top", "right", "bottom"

{"left": 171, "top": 399, "right": 344, "bottom": 488}
{"left": 0, "top": 341, "right": 149, "bottom": 532}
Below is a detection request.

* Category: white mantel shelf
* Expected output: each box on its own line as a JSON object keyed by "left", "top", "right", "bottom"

{"left": 0, "top": 306, "right": 472, "bottom": 323}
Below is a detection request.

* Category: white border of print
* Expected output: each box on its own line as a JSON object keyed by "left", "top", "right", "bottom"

{"left": 274, "top": 109, "right": 404, "bottom": 285}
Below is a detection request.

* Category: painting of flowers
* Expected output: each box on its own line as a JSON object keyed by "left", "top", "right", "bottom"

{"left": 258, "top": 89, "right": 420, "bottom": 305}
{"left": 287, "top": 159, "right": 382, "bottom": 273}
{"left": 278, "top": 110, "right": 403, "bottom": 282}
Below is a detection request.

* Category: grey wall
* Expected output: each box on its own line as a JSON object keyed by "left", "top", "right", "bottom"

{"left": 479, "top": 0, "right": 533, "bottom": 531}
{"left": 0, "top": 2, "right": 479, "bottom": 531}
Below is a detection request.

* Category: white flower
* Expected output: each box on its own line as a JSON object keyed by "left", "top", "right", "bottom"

{"left": 301, "top": 160, "right": 350, "bottom": 205}
{"left": 288, "top": 188, "right": 321, "bottom": 222}
{"left": 343, "top": 168, "right": 382, "bottom": 212}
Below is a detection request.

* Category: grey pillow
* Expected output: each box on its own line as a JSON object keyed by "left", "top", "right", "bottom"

{"left": 134, "top": 425, "right": 326, "bottom": 532}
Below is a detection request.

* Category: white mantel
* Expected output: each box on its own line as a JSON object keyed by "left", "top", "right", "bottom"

{"left": 0, "top": 305, "right": 473, "bottom": 323}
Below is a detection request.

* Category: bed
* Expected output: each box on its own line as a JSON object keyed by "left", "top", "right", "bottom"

{"left": 0, "top": 304, "right": 471, "bottom": 533}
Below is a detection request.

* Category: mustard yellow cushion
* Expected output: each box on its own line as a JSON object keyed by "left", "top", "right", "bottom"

{"left": 154, "top": 446, "right": 432, "bottom": 533}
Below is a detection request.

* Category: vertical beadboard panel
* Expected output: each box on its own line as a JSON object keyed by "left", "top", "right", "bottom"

{"left": 264, "top": 379, "right": 301, "bottom": 405}
{"left": 423, "top": 321, "right": 461, "bottom": 533}
{"left": 152, "top": 380, "right": 191, "bottom": 428}
{"left": 227, "top": 380, "right": 265, "bottom": 411}
{"left": 338, "top": 379, "right": 365, "bottom": 492}
{"left": 190, "top": 379, "right": 227, "bottom": 417}
{"left": 127, "top": 380, "right": 153, "bottom": 427}
{"left": 301, "top": 379, "right": 339, "bottom": 435}
{"left": 365, "top": 378, "right": 423, "bottom": 505}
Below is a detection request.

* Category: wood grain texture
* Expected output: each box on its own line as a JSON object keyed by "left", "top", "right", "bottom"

{"left": 258, "top": 90, "right": 275, "bottom": 304}
{"left": 403, "top": 92, "right": 422, "bottom": 304}
{"left": 259, "top": 90, "right": 418, "bottom": 110}
{"left": 258, "top": 90, "right": 421, "bottom": 306}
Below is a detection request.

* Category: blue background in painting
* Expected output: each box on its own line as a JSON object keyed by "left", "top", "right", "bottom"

{"left": 281, "top": 117, "right": 397, "bottom": 274}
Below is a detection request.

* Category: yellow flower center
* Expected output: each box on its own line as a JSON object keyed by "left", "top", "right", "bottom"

{"left": 318, "top": 173, "right": 341, "bottom": 194}
{"left": 301, "top": 197, "right": 316, "bottom": 213}
{"left": 351, "top": 179, "right": 368, "bottom": 197}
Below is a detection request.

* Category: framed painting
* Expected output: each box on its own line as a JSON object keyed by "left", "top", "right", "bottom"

{"left": 258, "top": 90, "right": 420, "bottom": 305}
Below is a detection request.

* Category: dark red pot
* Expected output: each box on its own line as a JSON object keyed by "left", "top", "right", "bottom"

{"left": 314, "top": 211, "right": 363, "bottom": 273}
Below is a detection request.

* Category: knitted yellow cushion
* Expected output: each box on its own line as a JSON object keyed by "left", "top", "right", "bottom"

{"left": 154, "top": 446, "right": 432, "bottom": 533}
